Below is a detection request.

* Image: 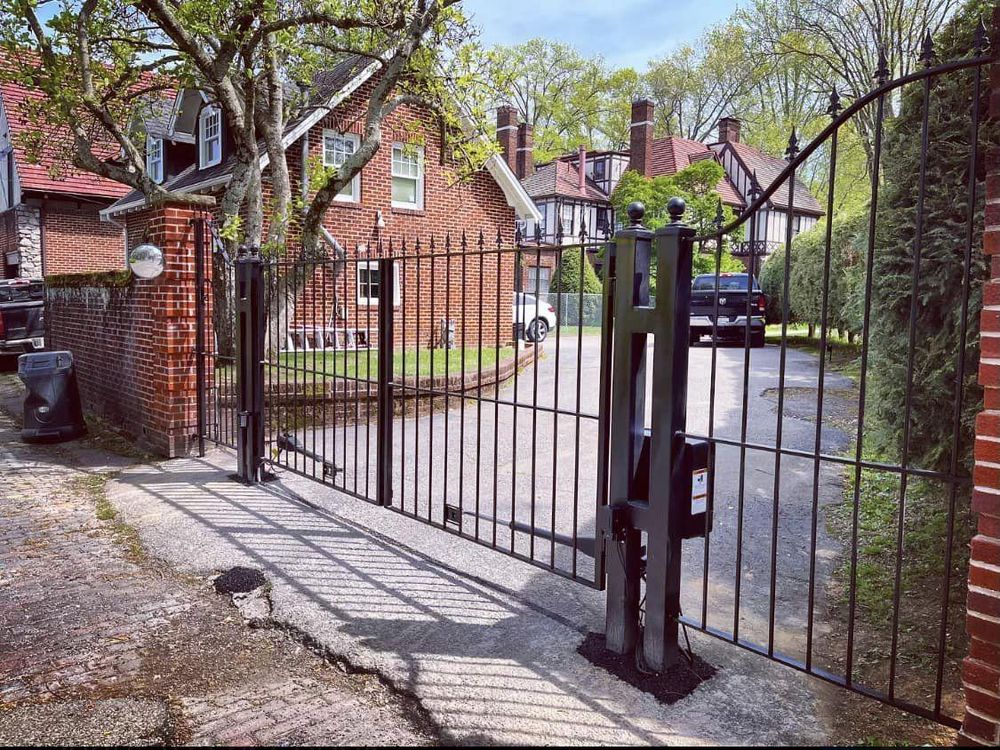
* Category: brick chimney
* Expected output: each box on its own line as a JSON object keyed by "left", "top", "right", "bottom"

{"left": 517, "top": 122, "right": 534, "bottom": 179}
{"left": 497, "top": 105, "right": 519, "bottom": 176}
{"left": 578, "top": 145, "right": 587, "bottom": 191}
{"left": 717, "top": 117, "right": 741, "bottom": 144}
{"left": 630, "top": 99, "right": 655, "bottom": 177}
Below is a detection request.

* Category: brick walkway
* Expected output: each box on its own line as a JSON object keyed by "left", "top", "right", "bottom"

{"left": 0, "top": 386, "right": 433, "bottom": 746}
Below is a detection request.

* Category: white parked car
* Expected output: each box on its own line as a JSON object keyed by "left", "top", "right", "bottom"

{"left": 513, "top": 293, "right": 558, "bottom": 343}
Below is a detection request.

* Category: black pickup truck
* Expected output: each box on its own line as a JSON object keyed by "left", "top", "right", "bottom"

{"left": 0, "top": 278, "right": 45, "bottom": 354}
{"left": 689, "top": 273, "right": 767, "bottom": 348}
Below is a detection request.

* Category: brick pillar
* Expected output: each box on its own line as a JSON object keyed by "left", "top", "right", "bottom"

{"left": 45, "top": 200, "right": 208, "bottom": 458}
{"left": 630, "top": 99, "right": 655, "bottom": 177}
{"left": 962, "top": 11, "right": 1000, "bottom": 744}
{"left": 497, "top": 106, "right": 519, "bottom": 177}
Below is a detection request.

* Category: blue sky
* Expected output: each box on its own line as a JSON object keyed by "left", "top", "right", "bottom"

{"left": 463, "top": 0, "right": 741, "bottom": 70}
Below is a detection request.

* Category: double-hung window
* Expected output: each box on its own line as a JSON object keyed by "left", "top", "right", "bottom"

{"left": 323, "top": 130, "right": 361, "bottom": 203}
{"left": 358, "top": 260, "right": 401, "bottom": 306}
{"left": 391, "top": 143, "right": 424, "bottom": 210}
{"left": 199, "top": 105, "right": 222, "bottom": 168}
{"left": 146, "top": 136, "right": 164, "bottom": 183}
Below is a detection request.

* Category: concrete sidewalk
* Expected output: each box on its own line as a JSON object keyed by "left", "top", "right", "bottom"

{"left": 108, "top": 449, "right": 849, "bottom": 746}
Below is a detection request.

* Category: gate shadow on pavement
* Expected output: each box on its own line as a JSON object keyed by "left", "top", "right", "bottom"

{"left": 109, "top": 454, "right": 833, "bottom": 746}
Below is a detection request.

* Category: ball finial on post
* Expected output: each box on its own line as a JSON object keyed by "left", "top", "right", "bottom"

{"left": 667, "top": 197, "right": 686, "bottom": 223}
{"left": 627, "top": 202, "right": 645, "bottom": 227}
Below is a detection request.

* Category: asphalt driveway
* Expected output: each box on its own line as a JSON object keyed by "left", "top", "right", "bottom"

{"left": 291, "top": 333, "right": 855, "bottom": 668}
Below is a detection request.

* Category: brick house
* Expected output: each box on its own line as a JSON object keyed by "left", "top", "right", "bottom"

{"left": 102, "top": 56, "right": 540, "bottom": 349}
{"left": 0, "top": 77, "right": 129, "bottom": 280}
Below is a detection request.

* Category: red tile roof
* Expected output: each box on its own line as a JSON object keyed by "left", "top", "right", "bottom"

{"left": 1, "top": 76, "right": 130, "bottom": 200}
{"left": 521, "top": 159, "right": 611, "bottom": 202}
{"left": 648, "top": 136, "right": 744, "bottom": 208}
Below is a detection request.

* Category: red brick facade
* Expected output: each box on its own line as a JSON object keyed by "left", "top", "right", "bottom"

{"left": 46, "top": 203, "right": 207, "bottom": 457}
{"left": 962, "top": 12, "right": 1000, "bottom": 744}
{"left": 0, "top": 199, "right": 125, "bottom": 280}
{"left": 40, "top": 201, "right": 126, "bottom": 275}
{"left": 119, "top": 74, "right": 520, "bottom": 349}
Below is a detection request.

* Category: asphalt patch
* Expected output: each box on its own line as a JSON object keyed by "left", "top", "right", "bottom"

{"left": 577, "top": 632, "right": 717, "bottom": 705}
{"left": 213, "top": 567, "right": 267, "bottom": 595}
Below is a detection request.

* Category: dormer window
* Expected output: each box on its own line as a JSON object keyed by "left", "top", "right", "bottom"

{"left": 146, "top": 136, "right": 164, "bottom": 183}
{"left": 199, "top": 105, "right": 222, "bottom": 169}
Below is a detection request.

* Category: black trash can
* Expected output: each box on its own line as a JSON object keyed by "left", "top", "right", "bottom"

{"left": 17, "top": 351, "right": 86, "bottom": 442}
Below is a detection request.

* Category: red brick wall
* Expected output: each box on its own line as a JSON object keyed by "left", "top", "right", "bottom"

{"left": 41, "top": 200, "right": 126, "bottom": 276}
{"left": 962, "top": 13, "right": 1000, "bottom": 745}
{"left": 46, "top": 203, "right": 207, "bottom": 458}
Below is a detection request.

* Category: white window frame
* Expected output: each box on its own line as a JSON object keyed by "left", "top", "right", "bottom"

{"left": 357, "top": 260, "right": 401, "bottom": 307}
{"left": 322, "top": 130, "right": 361, "bottom": 203}
{"left": 391, "top": 143, "right": 424, "bottom": 210}
{"left": 198, "top": 105, "right": 222, "bottom": 169}
{"left": 146, "top": 136, "right": 164, "bottom": 184}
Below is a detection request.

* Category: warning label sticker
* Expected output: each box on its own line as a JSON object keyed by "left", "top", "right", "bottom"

{"left": 692, "top": 469, "right": 708, "bottom": 515}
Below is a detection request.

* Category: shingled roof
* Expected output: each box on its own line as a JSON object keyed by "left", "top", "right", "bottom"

{"left": 521, "top": 160, "right": 611, "bottom": 203}
{"left": 0, "top": 76, "right": 130, "bottom": 200}
{"left": 648, "top": 136, "right": 744, "bottom": 209}
{"left": 724, "top": 141, "right": 824, "bottom": 216}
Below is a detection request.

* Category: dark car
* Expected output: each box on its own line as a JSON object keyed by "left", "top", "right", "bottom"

{"left": 0, "top": 278, "right": 45, "bottom": 354}
{"left": 689, "top": 273, "right": 767, "bottom": 348}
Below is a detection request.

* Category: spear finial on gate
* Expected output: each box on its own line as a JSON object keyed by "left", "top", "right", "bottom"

{"left": 556, "top": 218, "right": 565, "bottom": 244}
{"left": 919, "top": 31, "right": 936, "bottom": 68}
{"left": 749, "top": 170, "right": 763, "bottom": 201}
{"left": 714, "top": 198, "right": 725, "bottom": 231}
{"left": 875, "top": 48, "right": 890, "bottom": 85}
{"left": 827, "top": 89, "right": 842, "bottom": 118}
{"left": 534, "top": 221, "right": 543, "bottom": 245}
{"left": 515, "top": 223, "right": 523, "bottom": 246}
{"left": 579, "top": 217, "right": 588, "bottom": 244}
{"left": 975, "top": 17, "right": 990, "bottom": 54}
{"left": 785, "top": 128, "right": 800, "bottom": 161}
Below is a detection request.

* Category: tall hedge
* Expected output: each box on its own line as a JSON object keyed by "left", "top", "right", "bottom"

{"left": 866, "top": 0, "right": 994, "bottom": 471}
{"left": 791, "top": 211, "right": 867, "bottom": 335}
{"left": 759, "top": 245, "right": 792, "bottom": 324}
{"left": 549, "top": 247, "right": 602, "bottom": 294}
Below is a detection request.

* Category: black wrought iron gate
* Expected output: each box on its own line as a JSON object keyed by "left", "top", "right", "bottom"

{"left": 198, "top": 27, "right": 993, "bottom": 732}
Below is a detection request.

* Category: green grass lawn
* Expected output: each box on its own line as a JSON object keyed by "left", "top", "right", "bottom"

{"left": 555, "top": 325, "right": 603, "bottom": 338}
{"left": 272, "top": 346, "right": 514, "bottom": 380}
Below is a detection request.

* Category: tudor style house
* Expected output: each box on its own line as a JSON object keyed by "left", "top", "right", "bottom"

{"left": 708, "top": 117, "right": 824, "bottom": 272}
{"left": 102, "top": 56, "right": 540, "bottom": 350}
{"left": 506, "top": 98, "right": 824, "bottom": 292}
{"left": 0, "top": 75, "right": 129, "bottom": 280}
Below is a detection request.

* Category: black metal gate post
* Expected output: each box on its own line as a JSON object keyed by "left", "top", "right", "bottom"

{"left": 600, "top": 199, "right": 696, "bottom": 671}
{"left": 376, "top": 258, "right": 395, "bottom": 507}
{"left": 601, "top": 203, "right": 655, "bottom": 656}
{"left": 235, "top": 248, "right": 265, "bottom": 484}
{"left": 193, "top": 216, "right": 207, "bottom": 457}
{"left": 643, "top": 200, "right": 696, "bottom": 670}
